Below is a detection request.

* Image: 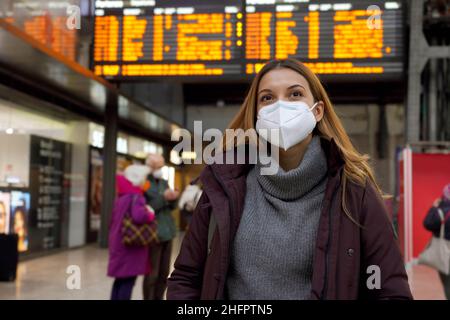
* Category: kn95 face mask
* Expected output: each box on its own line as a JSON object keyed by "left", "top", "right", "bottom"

{"left": 255, "top": 100, "right": 318, "bottom": 150}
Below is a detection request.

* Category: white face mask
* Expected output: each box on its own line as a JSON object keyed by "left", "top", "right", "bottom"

{"left": 152, "top": 169, "right": 163, "bottom": 179}
{"left": 255, "top": 100, "right": 318, "bottom": 150}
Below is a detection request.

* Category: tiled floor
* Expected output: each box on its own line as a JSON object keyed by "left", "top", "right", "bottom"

{"left": 406, "top": 264, "right": 446, "bottom": 300}
{"left": 0, "top": 233, "right": 184, "bottom": 300}
{"left": 0, "top": 233, "right": 446, "bottom": 300}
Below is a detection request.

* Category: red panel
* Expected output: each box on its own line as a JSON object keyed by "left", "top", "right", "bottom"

{"left": 397, "top": 159, "right": 405, "bottom": 259}
{"left": 412, "top": 153, "right": 450, "bottom": 257}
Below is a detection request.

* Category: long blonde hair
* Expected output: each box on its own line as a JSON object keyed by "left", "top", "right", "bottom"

{"left": 223, "top": 59, "right": 383, "bottom": 225}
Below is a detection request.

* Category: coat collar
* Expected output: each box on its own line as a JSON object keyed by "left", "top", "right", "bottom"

{"left": 199, "top": 136, "right": 345, "bottom": 184}
{"left": 319, "top": 137, "right": 346, "bottom": 177}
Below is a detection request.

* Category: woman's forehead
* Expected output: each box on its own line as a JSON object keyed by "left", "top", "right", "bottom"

{"left": 258, "top": 68, "right": 309, "bottom": 91}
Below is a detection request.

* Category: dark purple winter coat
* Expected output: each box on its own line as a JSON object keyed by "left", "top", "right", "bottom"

{"left": 167, "top": 137, "right": 413, "bottom": 300}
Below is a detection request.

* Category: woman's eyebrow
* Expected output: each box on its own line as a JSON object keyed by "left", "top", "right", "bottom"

{"left": 287, "top": 84, "right": 305, "bottom": 90}
{"left": 257, "top": 88, "right": 272, "bottom": 95}
{"left": 257, "top": 84, "right": 305, "bottom": 95}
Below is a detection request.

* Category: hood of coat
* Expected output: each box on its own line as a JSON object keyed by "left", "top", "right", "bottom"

{"left": 116, "top": 174, "right": 143, "bottom": 196}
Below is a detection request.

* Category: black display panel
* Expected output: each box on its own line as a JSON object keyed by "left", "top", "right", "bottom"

{"left": 28, "top": 136, "right": 71, "bottom": 252}
{"left": 92, "top": 0, "right": 404, "bottom": 80}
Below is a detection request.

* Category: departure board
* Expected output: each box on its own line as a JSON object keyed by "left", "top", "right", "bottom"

{"left": 93, "top": 0, "right": 404, "bottom": 80}
{"left": 5, "top": 14, "right": 77, "bottom": 62}
{"left": 23, "top": 15, "right": 77, "bottom": 61}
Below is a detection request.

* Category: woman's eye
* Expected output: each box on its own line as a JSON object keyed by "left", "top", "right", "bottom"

{"left": 291, "top": 91, "right": 302, "bottom": 98}
{"left": 261, "top": 95, "right": 272, "bottom": 102}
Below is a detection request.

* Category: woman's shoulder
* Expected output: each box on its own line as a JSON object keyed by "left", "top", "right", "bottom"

{"left": 116, "top": 193, "right": 145, "bottom": 205}
{"left": 341, "top": 175, "right": 368, "bottom": 203}
{"left": 342, "top": 175, "right": 388, "bottom": 222}
{"left": 344, "top": 175, "right": 381, "bottom": 199}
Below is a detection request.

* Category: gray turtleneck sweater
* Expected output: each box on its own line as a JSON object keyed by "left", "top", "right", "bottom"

{"left": 225, "top": 136, "right": 328, "bottom": 300}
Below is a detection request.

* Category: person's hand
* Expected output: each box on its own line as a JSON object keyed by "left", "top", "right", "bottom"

{"left": 164, "top": 189, "right": 180, "bottom": 201}
{"left": 146, "top": 205, "right": 155, "bottom": 215}
{"left": 433, "top": 198, "right": 441, "bottom": 207}
{"left": 145, "top": 205, "right": 155, "bottom": 220}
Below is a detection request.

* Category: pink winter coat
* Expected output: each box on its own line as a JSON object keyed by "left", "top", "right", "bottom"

{"left": 107, "top": 175, "right": 155, "bottom": 278}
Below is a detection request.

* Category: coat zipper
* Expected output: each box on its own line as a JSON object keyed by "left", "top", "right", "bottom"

{"left": 321, "top": 178, "right": 340, "bottom": 300}
{"left": 210, "top": 167, "right": 235, "bottom": 299}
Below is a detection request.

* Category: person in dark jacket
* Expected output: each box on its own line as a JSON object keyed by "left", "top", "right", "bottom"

{"left": 142, "top": 153, "right": 179, "bottom": 300}
{"left": 167, "top": 58, "right": 412, "bottom": 300}
{"left": 423, "top": 183, "right": 450, "bottom": 299}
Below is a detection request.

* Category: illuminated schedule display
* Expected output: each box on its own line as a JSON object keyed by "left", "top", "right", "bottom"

{"left": 94, "top": 0, "right": 244, "bottom": 77}
{"left": 93, "top": 0, "right": 404, "bottom": 80}
{"left": 4, "top": 13, "right": 77, "bottom": 62}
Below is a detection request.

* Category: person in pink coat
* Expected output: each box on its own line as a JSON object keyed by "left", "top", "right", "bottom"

{"left": 108, "top": 165, "right": 155, "bottom": 300}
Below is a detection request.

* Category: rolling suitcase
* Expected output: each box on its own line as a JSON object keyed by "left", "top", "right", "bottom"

{"left": 0, "top": 233, "right": 18, "bottom": 281}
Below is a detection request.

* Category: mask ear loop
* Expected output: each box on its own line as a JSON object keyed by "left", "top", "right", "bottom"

{"left": 310, "top": 101, "right": 320, "bottom": 128}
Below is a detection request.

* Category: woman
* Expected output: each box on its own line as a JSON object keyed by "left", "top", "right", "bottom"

{"left": 423, "top": 183, "right": 450, "bottom": 299}
{"left": 108, "top": 164, "right": 155, "bottom": 300}
{"left": 167, "top": 59, "right": 412, "bottom": 300}
{"left": 12, "top": 207, "right": 28, "bottom": 252}
{"left": 0, "top": 201, "right": 7, "bottom": 234}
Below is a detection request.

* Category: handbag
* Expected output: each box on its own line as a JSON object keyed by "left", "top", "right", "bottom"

{"left": 418, "top": 208, "right": 450, "bottom": 275}
{"left": 121, "top": 195, "right": 159, "bottom": 247}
